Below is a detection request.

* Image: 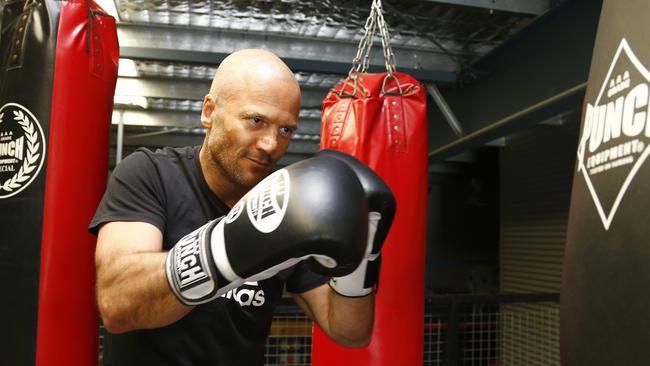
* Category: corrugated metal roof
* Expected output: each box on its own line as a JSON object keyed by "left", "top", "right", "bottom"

{"left": 115, "top": 0, "right": 536, "bottom": 65}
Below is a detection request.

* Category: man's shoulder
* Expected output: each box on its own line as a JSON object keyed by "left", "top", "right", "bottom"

{"left": 130, "top": 145, "right": 199, "bottom": 162}
{"left": 119, "top": 146, "right": 200, "bottom": 171}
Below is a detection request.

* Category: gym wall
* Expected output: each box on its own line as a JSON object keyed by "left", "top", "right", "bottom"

{"left": 499, "top": 115, "right": 580, "bottom": 365}
{"left": 426, "top": 149, "right": 500, "bottom": 294}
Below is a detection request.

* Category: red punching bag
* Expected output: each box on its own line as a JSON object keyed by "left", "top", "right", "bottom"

{"left": 0, "top": 0, "right": 118, "bottom": 365}
{"left": 311, "top": 1, "right": 428, "bottom": 364}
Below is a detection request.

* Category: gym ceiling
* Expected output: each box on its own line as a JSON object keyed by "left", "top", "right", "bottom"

{"left": 101, "top": 0, "right": 599, "bottom": 169}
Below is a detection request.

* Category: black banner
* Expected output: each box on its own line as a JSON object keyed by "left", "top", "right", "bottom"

{"left": 562, "top": 0, "right": 650, "bottom": 365}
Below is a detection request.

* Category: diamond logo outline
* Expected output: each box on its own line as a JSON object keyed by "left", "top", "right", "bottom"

{"left": 576, "top": 38, "right": 650, "bottom": 230}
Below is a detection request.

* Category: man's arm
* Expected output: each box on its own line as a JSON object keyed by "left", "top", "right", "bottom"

{"left": 293, "top": 284, "right": 374, "bottom": 348}
{"left": 95, "top": 221, "right": 192, "bottom": 333}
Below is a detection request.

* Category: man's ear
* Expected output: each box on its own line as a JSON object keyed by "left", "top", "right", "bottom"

{"left": 201, "top": 94, "right": 216, "bottom": 128}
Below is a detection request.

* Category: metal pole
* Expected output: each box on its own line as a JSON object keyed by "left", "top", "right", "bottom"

{"left": 445, "top": 295, "right": 460, "bottom": 366}
{"left": 116, "top": 112, "right": 124, "bottom": 165}
{"left": 427, "top": 83, "right": 466, "bottom": 137}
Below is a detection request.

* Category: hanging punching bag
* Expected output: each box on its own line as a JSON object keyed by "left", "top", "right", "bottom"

{"left": 561, "top": 0, "right": 650, "bottom": 365}
{"left": 0, "top": 1, "right": 118, "bottom": 365}
{"left": 312, "top": 1, "right": 428, "bottom": 364}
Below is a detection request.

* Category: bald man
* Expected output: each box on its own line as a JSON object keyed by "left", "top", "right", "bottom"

{"left": 90, "top": 49, "right": 375, "bottom": 365}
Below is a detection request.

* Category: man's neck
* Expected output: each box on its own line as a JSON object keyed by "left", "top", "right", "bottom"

{"left": 198, "top": 146, "right": 246, "bottom": 207}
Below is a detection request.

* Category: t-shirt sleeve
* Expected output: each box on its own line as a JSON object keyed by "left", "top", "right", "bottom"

{"left": 88, "top": 150, "right": 167, "bottom": 235}
{"left": 285, "top": 261, "right": 330, "bottom": 294}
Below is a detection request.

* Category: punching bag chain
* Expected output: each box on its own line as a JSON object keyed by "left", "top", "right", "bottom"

{"left": 348, "top": 0, "right": 397, "bottom": 76}
{"left": 373, "top": 0, "right": 397, "bottom": 76}
{"left": 349, "top": 2, "right": 378, "bottom": 76}
{"left": 340, "top": 0, "right": 402, "bottom": 96}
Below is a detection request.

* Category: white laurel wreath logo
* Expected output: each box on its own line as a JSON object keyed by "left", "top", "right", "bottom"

{"left": 0, "top": 110, "right": 41, "bottom": 192}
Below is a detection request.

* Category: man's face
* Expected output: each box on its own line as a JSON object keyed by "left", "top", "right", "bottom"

{"left": 203, "top": 82, "right": 300, "bottom": 190}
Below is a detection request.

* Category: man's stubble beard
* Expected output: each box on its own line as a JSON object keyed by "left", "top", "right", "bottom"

{"left": 207, "top": 129, "right": 264, "bottom": 191}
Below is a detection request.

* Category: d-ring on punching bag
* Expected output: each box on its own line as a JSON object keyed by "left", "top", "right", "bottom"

{"left": 312, "top": 1, "right": 429, "bottom": 364}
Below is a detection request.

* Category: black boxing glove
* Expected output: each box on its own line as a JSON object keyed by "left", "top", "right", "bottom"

{"left": 316, "top": 150, "right": 396, "bottom": 297}
{"left": 166, "top": 156, "right": 369, "bottom": 305}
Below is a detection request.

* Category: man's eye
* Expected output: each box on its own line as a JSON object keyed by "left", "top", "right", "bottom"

{"left": 250, "top": 117, "right": 262, "bottom": 124}
{"left": 280, "top": 127, "right": 295, "bottom": 137}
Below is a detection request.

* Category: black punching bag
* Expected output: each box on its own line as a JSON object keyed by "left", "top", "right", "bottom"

{"left": 561, "top": 0, "right": 650, "bottom": 364}
{"left": 0, "top": 0, "right": 118, "bottom": 365}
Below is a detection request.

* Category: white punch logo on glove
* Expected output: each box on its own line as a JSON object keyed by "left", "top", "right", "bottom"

{"left": 166, "top": 222, "right": 219, "bottom": 304}
{"left": 246, "top": 169, "right": 290, "bottom": 233}
{"left": 174, "top": 228, "right": 208, "bottom": 288}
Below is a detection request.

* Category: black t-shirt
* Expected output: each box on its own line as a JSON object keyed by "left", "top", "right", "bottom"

{"left": 89, "top": 146, "right": 327, "bottom": 366}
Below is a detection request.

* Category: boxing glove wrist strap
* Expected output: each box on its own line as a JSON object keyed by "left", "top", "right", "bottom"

{"left": 329, "top": 212, "right": 382, "bottom": 297}
{"left": 167, "top": 216, "right": 344, "bottom": 305}
{"left": 166, "top": 219, "right": 239, "bottom": 306}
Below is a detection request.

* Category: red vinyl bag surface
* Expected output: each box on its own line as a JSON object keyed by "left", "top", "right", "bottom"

{"left": 312, "top": 70, "right": 428, "bottom": 365}
{"left": 0, "top": 0, "right": 117, "bottom": 364}
{"left": 36, "top": 1, "right": 118, "bottom": 365}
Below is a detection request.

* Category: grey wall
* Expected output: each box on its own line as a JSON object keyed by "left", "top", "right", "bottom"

{"left": 500, "top": 118, "right": 580, "bottom": 293}
{"left": 425, "top": 148, "right": 500, "bottom": 294}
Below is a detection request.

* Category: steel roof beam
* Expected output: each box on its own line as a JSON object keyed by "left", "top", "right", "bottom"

{"left": 115, "top": 77, "right": 330, "bottom": 108}
{"left": 117, "top": 23, "right": 457, "bottom": 83}
{"left": 113, "top": 126, "right": 319, "bottom": 156}
{"left": 427, "top": 0, "right": 601, "bottom": 162}
{"left": 116, "top": 77, "right": 209, "bottom": 100}
{"left": 111, "top": 109, "right": 323, "bottom": 134}
{"left": 421, "top": 0, "right": 552, "bottom": 15}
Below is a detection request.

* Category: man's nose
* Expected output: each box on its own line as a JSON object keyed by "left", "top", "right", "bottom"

{"left": 256, "top": 130, "right": 278, "bottom": 155}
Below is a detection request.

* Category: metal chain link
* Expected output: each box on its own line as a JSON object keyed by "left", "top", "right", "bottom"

{"left": 373, "top": 0, "right": 398, "bottom": 75}
{"left": 343, "top": 0, "right": 401, "bottom": 95}
{"left": 359, "top": 14, "right": 377, "bottom": 73}
{"left": 350, "top": 0, "right": 397, "bottom": 75}
{"left": 349, "top": 3, "right": 378, "bottom": 76}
